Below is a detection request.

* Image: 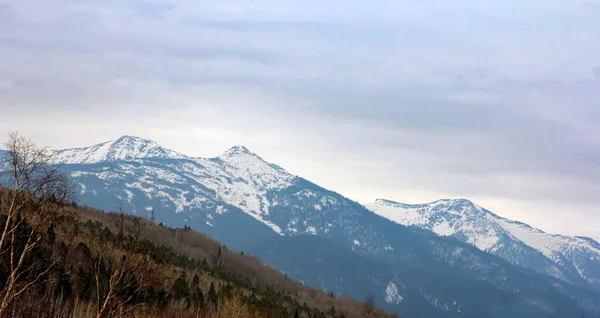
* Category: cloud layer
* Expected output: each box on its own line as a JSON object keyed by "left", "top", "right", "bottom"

{"left": 1, "top": 0, "right": 599, "bottom": 239}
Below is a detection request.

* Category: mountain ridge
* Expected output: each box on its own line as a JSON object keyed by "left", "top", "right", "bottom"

{"left": 367, "top": 198, "right": 600, "bottom": 290}
{"left": 52, "top": 135, "right": 189, "bottom": 164}
{"left": 5, "top": 136, "right": 600, "bottom": 317}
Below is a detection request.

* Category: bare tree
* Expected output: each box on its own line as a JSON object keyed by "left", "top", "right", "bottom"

{"left": 0, "top": 132, "right": 73, "bottom": 315}
{"left": 92, "top": 215, "right": 164, "bottom": 318}
{"left": 116, "top": 200, "right": 125, "bottom": 238}
{"left": 362, "top": 294, "right": 376, "bottom": 318}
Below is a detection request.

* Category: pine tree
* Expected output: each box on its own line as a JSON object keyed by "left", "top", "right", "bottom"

{"left": 192, "top": 273, "right": 200, "bottom": 288}
{"left": 214, "top": 246, "right": 223, "bottom": 267}
{"left": 208, "top": 282, "right": 218, "bottom": 307}
{"left": 172, "top": 272, "right": 190, "bottom": 307}
{"left": 192, "top": 287, "right": 204, "bottom": 308}
{"left": 47, "top": 223, "right": 56, "bottom": 243}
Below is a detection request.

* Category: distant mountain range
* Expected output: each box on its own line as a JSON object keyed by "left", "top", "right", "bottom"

{"left": 367, "top": 199, "right": 600, "bottom": 292}
{"left": 4, "top": 135, "right": 599, "bottom": 318}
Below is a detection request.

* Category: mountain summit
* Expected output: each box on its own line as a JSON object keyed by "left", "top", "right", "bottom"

{"left": 52, "top": 135, "right": 188, "bottom": 164}
{"left": 220, "top": 145, "right": 254, "bottom": 156}
{"left": 367, "top": 198, "right": 600, "bottom": 290}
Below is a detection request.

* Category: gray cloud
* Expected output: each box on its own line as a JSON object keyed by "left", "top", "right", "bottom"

{"left": 1, "top": 0, "right": 600, "bottom": 239}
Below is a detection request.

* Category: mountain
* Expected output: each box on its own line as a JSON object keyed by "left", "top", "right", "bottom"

{"left": 366, "top": 198, "right": 600, "bottom": 292}
{"left": 56, "top": 136, "right": 293, "bottom": 235}
{"left": 20, "top": 135, "right": 600, "bottom": 318}
{"left": 245, "top": 234, "right": 598, "bottom": 318}
{"left": 0, "top": 187, "right": 394, "bottom": 318}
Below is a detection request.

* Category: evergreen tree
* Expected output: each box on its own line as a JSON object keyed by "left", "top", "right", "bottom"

{"left": 329, "top": 305, "right": 336, "bottom": 316}
{"left": 220, "top": 284, "right": 233, "bottom": 299}
{"left": 208, "top": 282, "right": 218, "bottom": 307}
{"left": 192, "top": 286, "right": 205, "bottom": 308}
{"left": 294, "top": 307, "right": 300, "bottom": 318}
{"left": 47, "top": 223, "right": 56, "bottom": 243}
{"left": 215, "top": 246, "right": 223, "bottom": 267}
{"left": 172, "top": 272, "right": 190, "bottom": 308}
{"left": 192, "top": 273, "right": 200, "bottom": 288}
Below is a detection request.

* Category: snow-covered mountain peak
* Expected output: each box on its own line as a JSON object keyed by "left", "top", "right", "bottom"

{"left": 53, "top": 135, "right": 187, "bottom": 164}
{"left": 217, "top": 145, "right": 265, "bottom": 162}
{"left": 222, "top": 145, "right": 253, "bottom": 155}
{"left": 367, "top": 197, "right": 600, "bottom": 288}
{"left": 213, "top": 145, "right": 293, "bottom": 180}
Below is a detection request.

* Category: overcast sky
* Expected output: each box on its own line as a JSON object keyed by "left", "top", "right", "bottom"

{"left": 1, "top": 0, "right": 599, "bottom": 240}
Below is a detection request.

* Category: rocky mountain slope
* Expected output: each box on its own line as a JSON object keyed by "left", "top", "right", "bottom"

{"left": 0, "top": 186, "right": 390, "bottom": 318}
{"left": 367, "top": 198, "right": 600, "bottom": 292}
{"left": 6, "top": 135, "right": 597, "bottom": 318}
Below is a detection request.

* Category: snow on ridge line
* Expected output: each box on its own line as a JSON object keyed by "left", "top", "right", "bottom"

{"left": 368, "top": 198, "right": 600, "bottom": 250}
{"left": 368, "top": 198, "right": 503, "bottom": 251}
{"left": 53, "top": 136, "right": 189, "bottom": 164}
{"left": 495, "top": 217, "right": 600, "bottom": 262}
{"left": 57, "top": 136, "right": 298, "bottom": 232}
{"left": 52, "top": 136, "right": 289, "bottom": 175}
{"left": 366, "top": 197, "right": 600, "bottom": 285}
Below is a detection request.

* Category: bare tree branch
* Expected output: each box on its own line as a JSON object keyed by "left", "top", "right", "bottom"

{"left": 0, "top": 132, "right": 74, "bottom": 315}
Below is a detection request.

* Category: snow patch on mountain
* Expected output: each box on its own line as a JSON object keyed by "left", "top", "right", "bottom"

{"left": 419, "top": 287, "right": 460, "bottom": 312}
{"left": 186, "top": 147, "right": 295, "bottom": 218}
{"left": 385, "top": 282, "right": 403, "bottom": 304}
{"left": 368, "top": 199, "right": 501, "bottom": 251}
{"left": 367, "top": 198, "right": 600, "bottom": 288}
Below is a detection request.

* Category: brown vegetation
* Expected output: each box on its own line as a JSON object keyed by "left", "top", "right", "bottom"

{"left": 0, "top": 133, "right": 400, "bottom": 318}
{"left": 0, "top": 132, "right": 74, "bottom": 315}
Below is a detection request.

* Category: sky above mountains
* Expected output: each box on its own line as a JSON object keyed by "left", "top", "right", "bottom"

{"left": 1, "top": 0, "right": 599, "bottom": 240}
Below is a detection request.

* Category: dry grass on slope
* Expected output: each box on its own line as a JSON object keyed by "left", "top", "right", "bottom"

{"left": 76, "top": 206, "right": 399, "bottom": 318}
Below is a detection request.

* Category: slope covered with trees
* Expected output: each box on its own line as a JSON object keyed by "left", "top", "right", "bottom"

{"left": 0, "top": 133, "right": 397, "bottom": 318}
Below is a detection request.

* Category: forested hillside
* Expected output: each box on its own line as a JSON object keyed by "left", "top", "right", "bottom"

{"left": 0, "top": 133, "right": 397, "bottom": 318}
